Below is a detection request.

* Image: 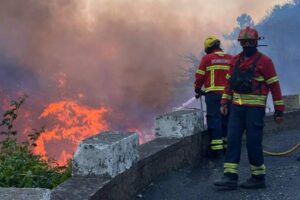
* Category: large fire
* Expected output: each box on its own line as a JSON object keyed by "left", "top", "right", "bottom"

{"left": 0, "top": 94, "right": 153, "bottom": 166}
{"left": 34, "top": 100, "right": 109, "bottom": 166}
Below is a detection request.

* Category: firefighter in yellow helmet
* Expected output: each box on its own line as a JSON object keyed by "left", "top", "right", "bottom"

{"left": 204, "top": 36, "right": 220, "bottom": 54}
{"left": 195, "top": 36, "right": 233, "bottom": 158}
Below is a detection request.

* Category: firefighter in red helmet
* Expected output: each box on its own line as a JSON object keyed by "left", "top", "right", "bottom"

{"left": 194, "top": 36, "right": 232, "bottom": 158}
{"left": 214, "top": 26, "right": 284, "bottom": 190}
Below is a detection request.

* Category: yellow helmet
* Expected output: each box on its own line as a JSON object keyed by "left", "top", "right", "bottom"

{"left": 204, "top": 36, "right": 220, "bottom": 51}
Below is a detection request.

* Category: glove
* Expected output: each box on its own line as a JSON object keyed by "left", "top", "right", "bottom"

{"left": 274, "top": 110, "right": 284, "bottom": 124}
{"left": 195, "top": 88, "right": 205, "bottom": 99}
{"left": 220, "top": 104, "right": 228, "bottom": 115}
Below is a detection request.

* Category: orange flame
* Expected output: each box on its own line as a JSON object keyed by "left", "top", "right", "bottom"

{"left": 34, "top": 100, "right": 109, "bottom": 166}
{"left": 128, "top": 128, "right": 155, "bottom": 144}
{"left": 128, "top": 128, "right": 145, "bottom": 144}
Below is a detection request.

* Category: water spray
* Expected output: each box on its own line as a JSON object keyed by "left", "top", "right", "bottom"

{"left": 173, "top": 94, "right": 206, "bottom": 129}
{"left": 173, "top": 96, "right": 197, "bottom": 111}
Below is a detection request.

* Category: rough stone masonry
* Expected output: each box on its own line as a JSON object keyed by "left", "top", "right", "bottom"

{"left": 0, "top": 188, "right": 51, "bottom": 200}
{"left": 155, "top": 109, "right": 205, "bottom": 138}
{"left": 72, "top": 131, "right": 139, "bottom": 177}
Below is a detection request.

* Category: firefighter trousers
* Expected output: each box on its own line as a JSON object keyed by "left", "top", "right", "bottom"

{"left": 205, "top": 93, "right": 229, "bottom": 151}
{"left": 224, "top": 104, "right": 266, "bottom": 180}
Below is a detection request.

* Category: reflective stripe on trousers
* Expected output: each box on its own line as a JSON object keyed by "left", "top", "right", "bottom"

{"left": 224, "top": 104, "right": 266, "bottom": 179}
{"left": 205, "top": 93, "right": 229, "bottom": 151}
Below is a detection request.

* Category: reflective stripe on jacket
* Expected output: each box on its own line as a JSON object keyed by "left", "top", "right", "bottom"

{"left": 195, "top": 50, "right": 232, "bottom": 93}
{"left": 221, "top": 51, "right": 284, "bottom": 111}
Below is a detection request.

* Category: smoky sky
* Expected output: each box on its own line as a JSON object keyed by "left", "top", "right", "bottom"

{"left": 0, "top": 0, "right": 296, "bottom": 163}
{"left": 0, "top": 0, "right": 293, "bottom": 139}
{"left": 0, "top": 0, "right": 203, "bottom": 105}
{"left": 0, "top": 0, "right": 203, "bottom": 137}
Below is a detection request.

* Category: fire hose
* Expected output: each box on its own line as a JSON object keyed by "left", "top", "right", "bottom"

{"left": 263, "top": 142, "right": 300, "bottom": 156}
{"left": 175, "top": 95, "right": 300, "bottom": 157}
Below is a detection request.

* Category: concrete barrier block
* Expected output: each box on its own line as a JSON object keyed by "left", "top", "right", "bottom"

{"left": 72, "top": 131, "right": 139, "bottom": 177}
{"left": 283, "top": 94, "right": 300, "bottom": 111}
{"left": 155, "top": 109, "right": 204, "bottom": 138}
{"left": 0, "top": 188, "right": 51, "bottom": 200}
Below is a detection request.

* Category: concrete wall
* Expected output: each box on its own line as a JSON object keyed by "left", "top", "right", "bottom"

{"left": 2, "top": 95, "right": 300, "bottom": 200}
{"left": 0, "top": 188, "right": 51, "bottom": 200}
{"left": 264, "top": 110, "right": 300, "bottom": 134}
{"left": 51, "top": 108, "right": 300, "bottom": 200}
{"left": 283, "top": 94, "right": 300, "bottom": 111}
{"left": 51, "top": 109, "right": 208, "bottom": 200}
{"left": 72, "top": 131, "right": 139, "bottom": 178}
{"left": 51, "top": 133, "right": 210, "bottom": 200}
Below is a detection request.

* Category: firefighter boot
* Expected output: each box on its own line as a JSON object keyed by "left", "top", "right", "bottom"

{"left": 214, "top": 176, "right": 238, "bottom": 190}
{"left": 240, "top": 177, "right": 266, "bottom": 189}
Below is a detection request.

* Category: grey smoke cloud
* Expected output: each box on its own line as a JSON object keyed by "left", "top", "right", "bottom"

{"left": 0, "top": 0, "right": 205, "bottom": 145}
{"left": 0, "top": 1, "right": 293, "bottom": 162}
{"left": 0, "top": 1, "right": 195, "bottom": 108}
{"left": 0, "top": 0, "right": 291, "bottom": 109}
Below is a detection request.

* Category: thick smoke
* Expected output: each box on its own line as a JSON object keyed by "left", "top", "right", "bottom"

{"left": 0, "top": 0, "right": 292, "bottom": 150}
{"left": 0, "top": 1, "right": 194, "bottom": 133}
{"left": 0, "top": 0, "right": 222, "bottom": 148}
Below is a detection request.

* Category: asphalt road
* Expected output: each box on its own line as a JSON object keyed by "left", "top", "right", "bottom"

{"left": 137, "top": 130, "right": 300, "bottom": 200}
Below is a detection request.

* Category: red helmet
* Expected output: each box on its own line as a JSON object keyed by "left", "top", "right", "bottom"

{"left": 238, "top": 26, "right": 259, "bottom": 40}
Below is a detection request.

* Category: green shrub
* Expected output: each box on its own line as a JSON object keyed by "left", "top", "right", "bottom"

{"left": 0, "top": 95, "right": 71, "bottom": 188}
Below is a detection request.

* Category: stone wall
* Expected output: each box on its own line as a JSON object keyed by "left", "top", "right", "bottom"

{"left": 51, "top": 108, "right": 300, "bottom": 200}
{"left": 0, "top": 188, "right": 51, "bottom": 200}
{"left": 2, "top": 94, "right": 300, "bottom": 200}
{"left": 51, "top": 109, "right": 206, "bottom": 200}
{"left": 72, "top": 131, "right": 139, "bottom": 178}
{"left": 155, "top": 109, "right": 204, "bottom": 138}
{"left": 283, "top": 94, "right": 300, "bottom": 111}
